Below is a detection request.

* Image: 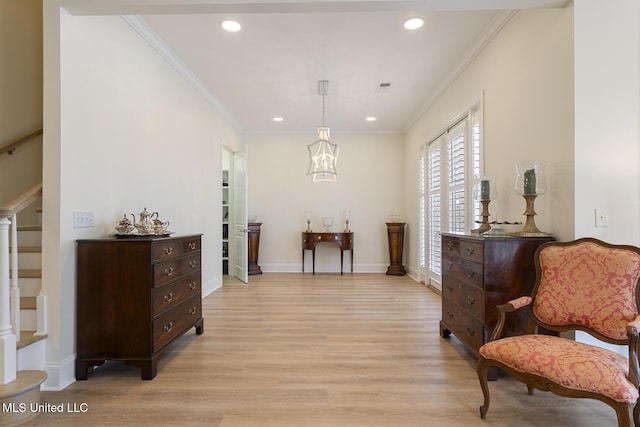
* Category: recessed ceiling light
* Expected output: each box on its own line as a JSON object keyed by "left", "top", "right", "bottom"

{"left": 272, "top": 117, "right": 284, "bottom": 122}
{"left": 403, "top": 18, "right": 424, "bottom": 30}
{"left": 365, "top": 117, "right": 377, "bottom": 122}
{"left": 221, "top": 20, "right": 241, "bottom": 32}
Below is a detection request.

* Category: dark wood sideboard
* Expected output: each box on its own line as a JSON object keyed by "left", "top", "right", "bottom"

{"left": 439, "top": 232, "right": 553, "bottom": 379}
{"left": 76, "top": 234, "right": 204, "bottom": 380}
{"left": 302, "top": 232, "right": 353, "bottom": 275}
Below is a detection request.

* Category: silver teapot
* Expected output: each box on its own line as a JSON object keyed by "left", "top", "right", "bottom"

{"left": 115, "top": 214, "right": 136, "bottom": 235}
{"left": 133, "top": 207, "right": 155, "bottom": 235}
{"left": 152, "top": 213, "right": 170, "bottom": 234}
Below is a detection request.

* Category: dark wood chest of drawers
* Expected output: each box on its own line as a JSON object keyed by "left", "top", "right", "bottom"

{"left": 76, "top": 234, "right": 204, "bottom": 380}
{"left": 439, "top": 233, "right": 553, "bottom": 363}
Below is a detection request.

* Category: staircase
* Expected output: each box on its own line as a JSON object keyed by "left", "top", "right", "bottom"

{"left": 14, "top": 216, "right": 47, "bottom": 369}
{"left": 0, "top": 186, "right": 48, "bottom": 426}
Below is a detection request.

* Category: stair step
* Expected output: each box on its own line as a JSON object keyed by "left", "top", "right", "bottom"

{"left": 17, "top": 331, "right": 47, "bottom": 350}
{"left": 11, "top": 269, "right": 41, "bottom": 279}
{"left": 0, "top": 370, "right": 47, "bottom": 425}
{"left": 20, "top": 296, "right": 36, "bottom": 310}
{"left": 9, "top": 245, "right": 42, "bottom": 253}
{"left": 17, "top": 225, "right": 42, "bottom": 232}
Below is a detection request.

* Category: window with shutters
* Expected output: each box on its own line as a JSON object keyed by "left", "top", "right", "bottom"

{"left": 418, "top": 105, "right": 482, "bottom": 289}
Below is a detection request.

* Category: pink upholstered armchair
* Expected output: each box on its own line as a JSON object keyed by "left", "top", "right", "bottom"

{"left": 477, "top": 238, "right": 640, "bottom": 427}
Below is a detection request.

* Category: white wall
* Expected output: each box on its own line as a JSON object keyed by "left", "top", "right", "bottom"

{"left": 574, "top": 0, "right": 640, "bottom": 245}
{"left": 42, "top": 11, "right": 243, "bottom": 389}
{"left": 0, "top": 0, "right": 42, "bottom": 203}
{"left": 404, "top": 7, "right": 575, "bottom": 280}
{"left": 246, "top": 132, "right": 404, "bottom": 273}
{"left": 573, "top": 0, "right": 640, "bottom": 355}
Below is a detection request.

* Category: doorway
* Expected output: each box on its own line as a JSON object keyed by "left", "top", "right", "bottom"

{"left": 222, "top": 146, "right": 248, "bottom": 283}
{"left": 222, "top": 147, "right": 231, "bottom": 276}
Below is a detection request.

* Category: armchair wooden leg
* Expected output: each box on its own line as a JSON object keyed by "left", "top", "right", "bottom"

{"left": 612, "top": 402, "right": 633, "bottom": 427}
{"left": 477, "top": 358, "right": 491, "bottom": 419}
{"left": 526, "top": 382, "right": 535, "bottom": 395}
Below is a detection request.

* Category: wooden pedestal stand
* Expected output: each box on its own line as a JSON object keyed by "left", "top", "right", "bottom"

{"left": 248, "top": 222, "right": 263, "bottom": 275}
{"left": 386, "top": 222, "right": 406, "bottom": 276}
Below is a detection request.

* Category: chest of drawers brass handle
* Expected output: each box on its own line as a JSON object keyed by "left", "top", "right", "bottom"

{"left": 189, "top": 260, "right": 198, "bottom": 268}
{"left": 164, "top": 246, "right": 173, "bottom": 255}
{"left": 466, "top": 296, "right": 475, "bottom": 305}
{"left": 466, "top": 247, "right": 475, "bottom": 255}
{"left": 467, "top": 327, "right": 475, "bottom": 336}
{"left": 189, "top": 307, "right": 197, "bottom": 315}
{"left": 446, "top": 262, "right": 454, "bottom": 270}
{"left": 447, "top": 311, "right": 454, "bottom": 320}
{"left": 446, "top": 241, "right": 454, "bottom": 251}
{"left": 164, "top": 267, "right": 173, "bottom": 276}
{"left": 164, "top": 322, "right": 173, "bottom": 332}
{"left": 188, "top": 242, "right": 196, "bottom": 250}
{"left": 446, "top": 285, "right": 454, "bottom": 293}
{"left": 189, "top": 281, "right": 197, "bottom": 290}
{"left": 164, "top": 292, "right": 173, "bottom": 302}
{"left": 466, "top": 271, "right": 475, "bottom": 278}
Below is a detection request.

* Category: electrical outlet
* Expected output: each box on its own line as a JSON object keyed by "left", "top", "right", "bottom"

{"left": 73, "top": 210, "right": 94, "bottom": 228}
{"left": 595, "top": 208, "right": 608, "bottom": 228}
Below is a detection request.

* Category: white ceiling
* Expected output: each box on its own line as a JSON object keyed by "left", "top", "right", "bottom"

{"left": 121, "top": 1, "right": 570, "bottom": 134}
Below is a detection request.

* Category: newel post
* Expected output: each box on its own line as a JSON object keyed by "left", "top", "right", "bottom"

{"left": 10, "top": 213, "right": 20, "bottom": 342}
{"left": 0, "top": 216, "right": 17, "bottom": 384}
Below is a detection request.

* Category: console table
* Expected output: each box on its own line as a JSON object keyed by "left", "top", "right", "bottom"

{"left": 302, "top": 232, "right": 353, "bottom": 275}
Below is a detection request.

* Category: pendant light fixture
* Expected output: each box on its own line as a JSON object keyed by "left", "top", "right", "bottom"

{"left": 307, "top": 80, "right": 338, "bottom": 182}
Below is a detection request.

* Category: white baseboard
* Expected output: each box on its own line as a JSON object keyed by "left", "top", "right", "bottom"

{"left": 260, "top": 263, "right": 389, "bottom": 274}
{"left": 41, "top": 354, "right": 75, "bottom": 391}
{"left": 202, "top": 276, "right": 221, "bottom": 297}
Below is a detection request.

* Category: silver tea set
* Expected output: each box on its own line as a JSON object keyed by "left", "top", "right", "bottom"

{"left": 115, "top": 207, "right": 171, "bottom": 236}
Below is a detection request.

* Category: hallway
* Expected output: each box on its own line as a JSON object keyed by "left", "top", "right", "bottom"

{"left": 32, "top": 273, "right": 616, "bottom": 426}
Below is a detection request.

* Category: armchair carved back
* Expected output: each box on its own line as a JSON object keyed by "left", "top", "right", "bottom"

{"left": 532, "top": 238, "right": 640, "bottom": 343}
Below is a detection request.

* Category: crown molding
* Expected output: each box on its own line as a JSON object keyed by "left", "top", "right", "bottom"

{"left": 122, "top": 15, "right": 244, "bottom": 132}
{"left": 403, "top": 9, "right": 517, "bottom": 132}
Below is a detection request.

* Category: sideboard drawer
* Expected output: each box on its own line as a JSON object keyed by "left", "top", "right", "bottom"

{"left": 459, "top": 240, "right": 483, "bottom": 262}
{"left": 153, "top": 254, "right": 201, "bottom": 287}
{"left": 442, "top": 237, "right": 460, "bottom": 256}
{"left": 341, "top": 233, "right": 353, "bottom": 249}
{"left": 456, "top": 259, "right": 483, "bottom": 288}
{"left": 152, "top": 273, "right": 201, "bottom": 317}
{"left": 153, "top": 294, "right": 202, "bottom": 352}
{"left": 152, "top": 240, "right": 182, "bottom": 262}
{"left": 442, "top": 299, "right": 484, "bottom": 350}
{"left": 444, "top": 279, "right": 485, "bottom": 321}
{"left": 182, "top": 238, "right": 201, "bottom": 254}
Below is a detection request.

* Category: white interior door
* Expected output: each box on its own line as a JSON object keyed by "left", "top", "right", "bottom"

{"left": 232, "top": 150, "right": 248, "bottom": 283}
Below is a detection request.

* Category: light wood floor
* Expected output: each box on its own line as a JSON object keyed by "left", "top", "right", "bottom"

{"left": 29, "top": 273, "right": 616, "bottom": 426}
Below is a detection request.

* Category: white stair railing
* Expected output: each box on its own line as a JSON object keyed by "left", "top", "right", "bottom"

{"left": 0, "top": 183, "right": 43, "bottom": 384}
{"left": 10, "top": 213, "right": 19, "bottom": 343}
{"left": 0, "top": 215, "right": 16, "bottom": 384}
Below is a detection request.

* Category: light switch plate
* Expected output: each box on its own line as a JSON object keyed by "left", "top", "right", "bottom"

{"left": 73, "top": 210, "right": 94, "bottom": 228}
{"left": 595, "top": 208, "right": 608, "bottom": 228}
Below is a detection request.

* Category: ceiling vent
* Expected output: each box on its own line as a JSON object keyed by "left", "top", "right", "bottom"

{"left": 376, "top": 82, "right": 391, "bottom": 93}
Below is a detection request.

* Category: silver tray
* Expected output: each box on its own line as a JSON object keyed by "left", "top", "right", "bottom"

{"left": 114, "top": 231, "right": 175, "bottom": 239}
